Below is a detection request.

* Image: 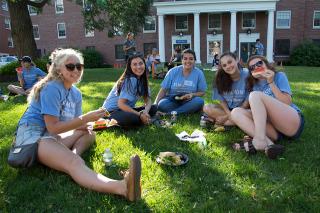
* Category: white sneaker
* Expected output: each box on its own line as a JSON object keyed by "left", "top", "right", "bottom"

{"left": 0, "top": 95, "right": 9, "bottom": 101}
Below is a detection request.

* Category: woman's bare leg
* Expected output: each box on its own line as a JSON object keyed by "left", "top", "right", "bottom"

{"left": 7, "top": 84, "right": 26, "bottom": 95}
{"left": 203, "top": 104, "right": 234, "bottom": 125}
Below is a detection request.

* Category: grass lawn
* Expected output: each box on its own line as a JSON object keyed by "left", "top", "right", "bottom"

{"left": 0, "top": 66, "right": 319, "bottom": 212}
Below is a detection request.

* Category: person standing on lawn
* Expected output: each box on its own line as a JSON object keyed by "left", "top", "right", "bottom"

{"left": 13, "top": 48, "right": 141, "bottom": 201}
{"left": 231, "top": 55, "right": 304, "bottom": 159}
{"left": 155, "top": 49, "right": 207, "bottom": 114}
{"left": 203, "top": 52, "right": 249, "bottom": 129}
{"left": 102, "top": 54, "right": 157, "bottom": 128}
{"left": 123, "top": 32, "right": 136, "bottom": 61}
{"left": 7, "top": 56, "right": 46, "bottom": 96}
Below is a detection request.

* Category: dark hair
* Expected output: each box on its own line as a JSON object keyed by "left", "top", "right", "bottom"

{"left": 181, "top": 49, "right": 196, "bottom": 61}
{"left": 214, "top": 52, "right": 241, "bottom": 94}
{"left": 246, "top": 55, "right": 277, "bottom": 92}
{"left": 256, "top": 39, "right": 260, "bottom": 42}
{"left": 116, "top": 55, "right": 149, "bottom": 99}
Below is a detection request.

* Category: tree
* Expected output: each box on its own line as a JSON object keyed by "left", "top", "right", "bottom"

{"left": 7, "top": 0, "right": 153, "bottom": 59}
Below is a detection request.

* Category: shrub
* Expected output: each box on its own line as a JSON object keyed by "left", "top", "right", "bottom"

{"left": 0, "top": 61, "right": 20, "bottom": 76}
{"left": 81, "top": 49, "right": 104, "bottom": 68}
{"left": 34, "top": 58, "right": 49, "bottom": 72}
{"left": 290, "top": 41, "right": 320, "bottom": 66}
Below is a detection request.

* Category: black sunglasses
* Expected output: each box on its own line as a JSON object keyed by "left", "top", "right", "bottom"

{"left": 248, "top": 60, "right": 263, "bottom": 72}
{"left": 65, "top": 63, "right": 83, "bottom": 72}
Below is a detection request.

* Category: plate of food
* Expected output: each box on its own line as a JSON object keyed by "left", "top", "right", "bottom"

{"left": 156, "top": 152, "right": 189, "bottom": 166}
{"left": 90, "top": 118, "right": 118, "bottom": 131}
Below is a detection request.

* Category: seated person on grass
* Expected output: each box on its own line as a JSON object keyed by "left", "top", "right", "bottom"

{"left": 102, "top": 54, "right": 157, "bottom": 128}
{"left": 146, "top": 48, "right": 161, "bottom": 73}
{"left": 11, "top": 48, "right": 141, "bottom": 201}
{"left": 7, "top": 56, "right": 46, "bottom": 96}
{"left": 155, "top": 49, "right": 207, "bottom": 115}
{"left": 231, "top": 55, "right": 305, "bottom": 159}
{"left": 203, "top": 52, "right": 249, "bottom": 130}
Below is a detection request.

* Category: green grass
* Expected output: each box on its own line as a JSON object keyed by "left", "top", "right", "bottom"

{"left": 0, "top": 66, "right": 320, "bottom": 212}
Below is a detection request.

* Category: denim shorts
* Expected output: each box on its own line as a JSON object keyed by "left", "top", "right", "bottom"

{"left": 277, "top": 113, "right": 305, "bottom": 141}
{"left": 15, "top": 124, "right": 57, "bottom": 146}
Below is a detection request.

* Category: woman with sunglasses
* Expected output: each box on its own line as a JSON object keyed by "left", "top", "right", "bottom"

{"left": 13, "top": 48, "right": 141, "bottom": 201}
{"left": 155, "top": 49, "right": 207, "bottom": 114}
{"left": 231, "top": 55, "right": 304, "bottom": 159}
{"left": 203, "top": 52, "right": 249, "bottom": 128}
{"left": 102, "top": 54, "right": 157, "bottom": 128}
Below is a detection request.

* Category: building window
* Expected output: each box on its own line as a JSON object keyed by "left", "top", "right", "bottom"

{"left": 275, "top": 39, "right": 290, "bottom": 56}
{"left": 28, "top": 5, "right": 38, "bottom": 16}
{"left": 55, "top": 0, "right": 64, "bottom": 14}
{"left": 175, "top": 15, "right": 188, "bottom": 31}
{"left": 242, "top": 12, "right": 256, "bottom": 29}
{"left": 313, "top": 39, "right": 320, "bottom": 46}
{"left": 143, "top": 16, "right": 156, "bottom": 33}
{"left": 85, "top": 28, "right": 94, "bottom": 37}
{"left": 276, "top": 11, "right": 291, "bottom": 29}
{"left": 8, "top": 36, "right": 13, "bottom": 48}
{"left": 4, "top": 18, "right": 10, "bottom": 29}
{"left": 143, "top": 42, "right": 157, "bottom": 57}
{"left": 33, "top": 25, "right": 40, "bottom": 40}
{"left": 57, "top": 23, "right": 66, "bottom": 39}
{"left": 2, "top": 0, "right": 8, "bottom": 11}
{"left": 313, "top": 11, "right": 320, "bottom": 29}
{"left": 115, "top": 44, "right": 125, "bottom": 60}
{"left": 208, "top": 13, "right": 221, "bottom": 30}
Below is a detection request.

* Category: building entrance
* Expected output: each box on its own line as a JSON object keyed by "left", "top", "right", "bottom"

{"left": 240, "top": 42, "right": 256, "bottom": 64}
{"left": 207, "top": 34, "right": 223, "bottom": 64}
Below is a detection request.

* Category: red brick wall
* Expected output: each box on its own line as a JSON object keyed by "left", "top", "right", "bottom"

{"left": 0, "top": 9, "right": 15, "bottom": 55}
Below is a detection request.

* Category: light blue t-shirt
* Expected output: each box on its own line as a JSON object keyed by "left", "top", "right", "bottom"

{"left": 103, "top": 77, "right": 149, "bottom": 111}
{"left": 19, "top": 80, "right": 82, "bottom": 127}
{"left": 253, "top": 72, "right": 301, "bottom": 112}
{"left": 213, "top": 68, "right": 249, "bottom": 109}
{"left": 161, "top": 65, "right": 207, "bottom": 96}
{"left": 22, "top": 66, "right": 46, "bottom": 90}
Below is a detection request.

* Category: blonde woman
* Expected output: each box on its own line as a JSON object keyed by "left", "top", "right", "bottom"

{"left": 13, "top": 48, "right": 141, "bottom": 201}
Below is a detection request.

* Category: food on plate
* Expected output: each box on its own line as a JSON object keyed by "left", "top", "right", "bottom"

{"left": 158, "top": 152, "right": 183, "bottom": 165}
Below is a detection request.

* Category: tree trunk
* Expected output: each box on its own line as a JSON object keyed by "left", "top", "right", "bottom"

{"left": 7, "top": 1, "right": 38, "bottom": 59}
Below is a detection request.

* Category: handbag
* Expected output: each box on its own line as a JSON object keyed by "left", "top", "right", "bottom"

{"left": 8, "top": 139, "right": 38, "bottom": 168}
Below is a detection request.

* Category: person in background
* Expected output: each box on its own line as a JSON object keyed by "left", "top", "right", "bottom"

{"left": 102, "top": 54, "right": 157, "bottom": 128}
{"left": 146, "top": 48, "right": 161, "bottom": 74}
{"left": 255, "top": 39, "right": 264, "bottom": 56}
{"left": 7, "top": 56, "right": 46, "bottom": 96}
{"left": 155, "top": 49, "right": 207, "bottom": 114}
{"left": 123, "top": 32, "right": 136, "bottom": 61}
{"left": 167, "top": 47, "right": 182, "bottom": 70}
{"left": 13, "top": 48, "right": 141, "bottom": 201}
{"left": 203, "top": 52, "right": 249, "bottom": 128}
{"left": 231, "top": 55, "right": 304, "bottom": 159}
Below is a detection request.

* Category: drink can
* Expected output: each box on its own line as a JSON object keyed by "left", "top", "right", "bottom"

{"left": 171, "top": 111, "right": 177, "bottom": 122}
{"left": 200, "top": 116, "right": 208, "bottom": 128}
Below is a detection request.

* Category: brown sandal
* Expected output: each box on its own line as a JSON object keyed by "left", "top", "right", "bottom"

{"left": 232, "top": 136, "right": 257, "bottom": 155}
{"left": 265, "top": 144, "right": 285, "bottom": 159}
{"left": 125, "top": 155, "right": 141, "bottom": 201}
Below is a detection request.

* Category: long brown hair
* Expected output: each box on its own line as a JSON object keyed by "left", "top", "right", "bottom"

{"left": 246, "top": 55, "right": 277, "bottom": 92}
{"left": 214, "top": 52, "right": 241, "bottom": 94}
{"left": 116, "top": 55, "right": 149, "bottom": 99}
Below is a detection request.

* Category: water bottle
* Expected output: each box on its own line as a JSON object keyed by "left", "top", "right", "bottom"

{"left": 200, "top": 116, "right": 208, "bottom": 128}
{"left": 171, "top": 111, "right": 177, "bottom": 123}
{"left": 103, "top": 148, "right": 113, "bottom": 166}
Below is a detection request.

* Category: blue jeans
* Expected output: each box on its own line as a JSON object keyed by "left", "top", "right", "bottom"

{"left": 158, "top": 96, "right": 204, "bottom": 114}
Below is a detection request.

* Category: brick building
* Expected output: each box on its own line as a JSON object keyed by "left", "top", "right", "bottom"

{"left": 0, "top": 0, "right": 14, "bottom": 56}
{"left": 1, "top": 0, "right": 319, "bottom": 65}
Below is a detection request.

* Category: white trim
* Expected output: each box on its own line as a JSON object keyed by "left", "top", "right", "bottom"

{"left": 313, "top": 11, "right": 320, "bottom": 29}
{"left": 57, "top": 22, "right": 66, "bottom": 39}
{"left": 4, "top": 17, "right": 10, "bottom": 30}
{"left": 175, "top": 14, "right": 188, "bottom": 32}
{"left": 143, "top": 16, "right": 157, "bottom": 33}
{"left": 171, "top": 35, "right": 192, "bottom": 52}
{"left": 85, "top": 29, "right": 94, "bottom": 37}
{"left": 276, "top": 10, "right": 291, "bottom": 29}
{"left": 28, "top": 5, "right": 37, "bottom": 16}
{"left": 208, "top": 13, "right": 222, "bottom": 30}
{"left": 55, "top": 0, "right": 64, "bottom": 14}
{"left": 242, "top": 12, "right": 256, "bottom": 29}
{"left": 8, "top": 37, "right": 13, "bottom": 48}
{"left": 33, "top": 25, "right": 40, "bottom": 40}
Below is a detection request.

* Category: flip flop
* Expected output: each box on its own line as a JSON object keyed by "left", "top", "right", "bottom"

{"left": 265, "top": 144, "right": 285, "bottom": 159}
{"left": 232, "top": 136, "right": 257, "bottom": 155}
{"left": 125, "top": 155, "right": 141, "bottom": 201}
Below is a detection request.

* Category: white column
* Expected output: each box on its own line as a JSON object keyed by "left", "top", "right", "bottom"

{"left": 230, "top": 11, "right": 237, "bottom": 53}
{"left": 158, "top": 14, "right": 165, "bottom": 62}
{"left": 267, "top": 10, "right": 275, "bottom": 62}
{"left": 193, "top": 12, "right": 201, "bottom": 63}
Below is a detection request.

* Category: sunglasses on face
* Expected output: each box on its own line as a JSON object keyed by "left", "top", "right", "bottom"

{"left": 65, "top": 63, "right": 83, "bottom": 72}
{"left": 248, "top": 60, "right": 263, "bottom": 72}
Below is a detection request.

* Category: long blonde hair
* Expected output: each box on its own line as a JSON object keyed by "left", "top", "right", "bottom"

{"left": 28, "top": 48, "right": 84, "bottom": 103}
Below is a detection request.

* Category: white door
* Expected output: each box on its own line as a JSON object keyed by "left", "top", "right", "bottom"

{"left": 207, "top": 34, "right": 223, "bottom": 64}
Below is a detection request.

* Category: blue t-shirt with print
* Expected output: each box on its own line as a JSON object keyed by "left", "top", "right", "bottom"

{"left": 213, "top": 68, "right": 249, "bottom": 109}
{"left": 19, "top": 80, "right": 82, "bottom": 127}
{"left": 161, "top": 65, "right": 207, "bottom": 96}
{"left": 22, "top": 66, "right": 46, "bottom": 90}
{"left": 103, "top": 77, "right": 149, "bottom": 111}
{"left": 253, "top": 72, "right": 301, "bottom": 112}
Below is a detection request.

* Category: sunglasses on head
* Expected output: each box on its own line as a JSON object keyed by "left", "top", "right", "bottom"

{"left": 65, "top": 63, "right": 83, "bottom": 72}
{"left": 248, "top": 60, "right": 263, "bottom": 72}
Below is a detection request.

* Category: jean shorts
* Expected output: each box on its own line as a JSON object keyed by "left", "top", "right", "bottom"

{"left": 15, "top": 124, "right": 57, "bottom": 146}
{"left": 277, "top": 113, "right": 305, "bottom": 141}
